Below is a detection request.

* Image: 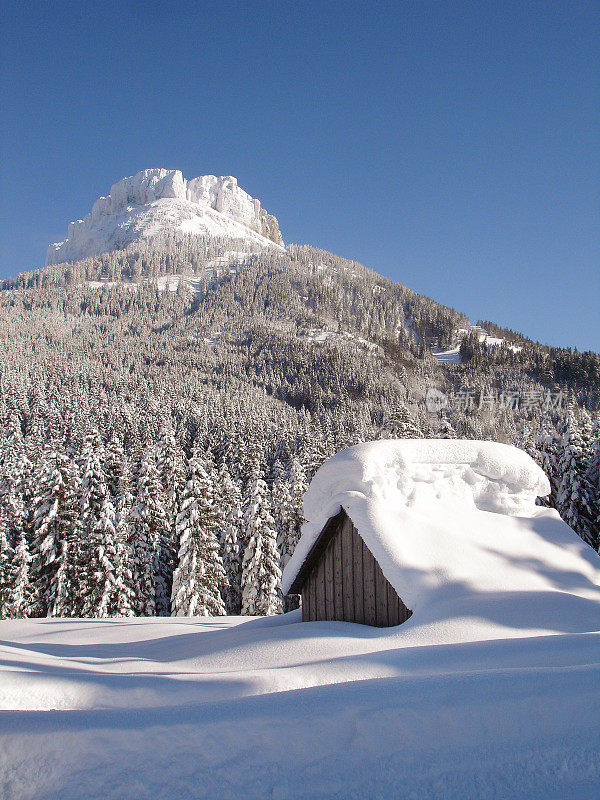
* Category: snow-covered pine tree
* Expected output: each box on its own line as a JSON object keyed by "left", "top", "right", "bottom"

{"left": 436, "top": 418, "right": 457, "bottom": 439}
{"left": 239, "top": 434, "right": 265, "bottom": 488}
{"left": 217, "top": 462, "right": 243, "bottom": 614}
{"left": 577, "top": 408, "right": 598, "bottom": 539}
{"left": 170, "top": 449, "right": 226, "bottom": 616}
{"left": 0, "top": 411, "right": 31, "bottom": 560}
{"left": 241, "top": 477, "right": 282, "bottom": 616}
{"left": 104, "top": 434, "right": 137, "bottom": 615}
{"left": 532, "top": 420, "right": 560, "bottom": 509}
{"left": 380, "top": 405, "right": 423, "bottom": 440}
{"left": 87, "top": 494, "right": 120, "bottom": 617}
{"left": 156, "top": 421, "right": 186, "bottom": 601}
{"left": 30, "top": 450, "right": 81, "bottom": 617}
{"left": 0, "top": 483, "right": 26, "bottom": 553}
{"left": 7, "top": 530, "right": 34, "bottom": 618}
{"left": 129, "top": 448, "right": 169, "bottom": 615}
{"left": 271, "top": 460, "right": 293, "bottom": 560}
{"left": 281, "top": 455, "right": 307, "bottom": 611}
{"left": 0, "top": 521, "right": 13, "bottom": 618}
{"left": 304, "top": 423, "right": 330, "bottom": 480}
{"left": 556, "top": 404, "right": 595, "bottom": 545}
{"left": 586, "top": 420, "right": 600, "bottom": 551}
{"left": 104, "top": 433, "right": 129, "bottom": 510}
{"left": 170, "top": 487, "right": 198, "bottom": 617}
{"left": 274, "top": 455, "right": 307, "bottom": 569}
{"left": 157, "top": 421, "right": 186, "bottom": 505}
{"left": 78, "top": 431, "right": 121, "bottom": 616}
{"left": 111, "top": 525, "right": 135, "bottom": 616}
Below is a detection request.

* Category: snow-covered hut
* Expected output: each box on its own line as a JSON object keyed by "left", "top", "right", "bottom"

{"left": 282, "top": 439, "right": 580, "bottom": 627}
{"left": 285, "top": 508, "right": 412, "bottom": 626}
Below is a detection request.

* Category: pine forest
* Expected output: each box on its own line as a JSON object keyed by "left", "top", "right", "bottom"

{"left": 1, "top": 236, "right": 598, "bottom": 618}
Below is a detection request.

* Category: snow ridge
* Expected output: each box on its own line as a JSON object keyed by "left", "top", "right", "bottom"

{"left": 46, "top": 169, "right": 284, "bottom": 265}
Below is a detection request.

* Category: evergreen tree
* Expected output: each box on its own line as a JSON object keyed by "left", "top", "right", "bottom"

{"left": 217, "top": 462, "right": 243, "bottom": 614}
{"left": 86, "top": 494, "right": 120, "bottom": 617}
{"left": 273, "top": 456, "right": 307, "bottom": 569}
{"left": 105, "top": 433, "right": 130, "bottom": 511}
{"left": 112, "top": 516, "right": 137, "bottom": 617}
{"left": 557, "top": 405, "right": 595, "bottom": 545}
{"left": 586, "top": 423, "right": 600, "bottom": 551}
{"left": 382, "top": 405, "right": 423, "bottom": 439}
{"left": 241, "top": 478, "right": 282, "bottom": 616}
{"left": 436, "top": 418, "right": 457, "bottom": 439}
{"left": 129, "top": 449, "right": 168, "bottom": 615}
{"left": 8, "top": 530, "right": 34, "bottom": 618}
{"left": 156, "top": 421, "right": 185, "bottom": 601}
{"left": 0, "top": 412, "right": 30, "bottom": 563}
{"left": 0, "top": 523, "right": 14, "bottom": 618}
{"left": 30, "top": 451, "right": 81, "bottom": 616}
{"left": 272, "top": 463, "right": 293, "bottom": 563}
{"left": 171, "top": 450, "right": 226, "bottom": 616}
{"left": 78, "top": 431, "right": 121, "bottom": 615}
{"left": 105, "top": 434, "right": 137, "bottom": 614}
{"left": 532, "top": 421, "right": 561, "bottom": 509}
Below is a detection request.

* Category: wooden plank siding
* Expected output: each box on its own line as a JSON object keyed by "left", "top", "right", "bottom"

{"left": 362, "top": 539, "right": 376, "bottom": 624}
{"left": 299, "top": 511, "right": 412, "bottom": 627}
{"left": 341, "top": 516, "right": 355, "bottom": 621}
{"left": 316, "top": 555, "right": 326, "bottom": 621}
{"left": 375, "top": 562, "right": 389, "bottom": 627}
{"left": 333, "top": 528, "right": 343, "bottom": 620}
{"left": 352, "top": 517, "right": 364, "bottom": 625}
{"left": 325, "top": 538, "right": 335, "bottom": 619}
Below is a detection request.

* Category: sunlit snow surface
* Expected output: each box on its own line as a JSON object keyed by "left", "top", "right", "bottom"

{"left": 432, "top": 346, "right": 462, "bottom": 363}
{"left": 1, "top": 440, "right": 599, "bottom": 799}
{"left": 1, "top": 611, "right": 599, "bottom": 799}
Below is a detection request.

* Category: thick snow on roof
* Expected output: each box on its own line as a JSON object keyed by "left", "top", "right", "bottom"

{"left": 283, "top": 440, "right": 600, "bottom": 620}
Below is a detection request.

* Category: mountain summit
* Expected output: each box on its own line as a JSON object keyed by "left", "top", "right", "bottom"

{"left": 46, "top": 168, "right": 284, "bottom": 265}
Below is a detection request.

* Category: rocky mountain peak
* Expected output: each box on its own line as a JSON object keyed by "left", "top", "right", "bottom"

{"left": 46, "top": 168, "right": 284, "bottom": 265}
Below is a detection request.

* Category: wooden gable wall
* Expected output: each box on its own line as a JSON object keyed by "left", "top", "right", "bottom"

{"left": 299, "top": 512, "right": 412, "bottom": 627}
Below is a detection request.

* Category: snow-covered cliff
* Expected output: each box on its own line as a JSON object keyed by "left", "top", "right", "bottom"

{"left": 46, "top": 169, "right": 284, "bottom": 265}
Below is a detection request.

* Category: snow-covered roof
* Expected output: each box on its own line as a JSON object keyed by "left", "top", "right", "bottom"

{"left": 282, "top": 440, "right": 600, "bottom": 616}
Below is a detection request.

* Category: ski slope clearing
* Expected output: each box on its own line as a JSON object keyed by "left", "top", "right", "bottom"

{"left": 1, "top": 441, "right": 599, "bottom": 799}
{"left": 432, "top": 325, "right": 522, "bottom": 364}
{"left": 432, "top": 345, "right": 462, "bottom": 363}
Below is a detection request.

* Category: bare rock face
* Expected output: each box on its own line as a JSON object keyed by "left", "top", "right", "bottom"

{"left": 47, "top": 168, "right": 283, "bottom": 265}
{"left": 259, "top": 208, "right": 283, "bottom": 245}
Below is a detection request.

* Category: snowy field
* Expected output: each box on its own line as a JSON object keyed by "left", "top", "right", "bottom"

{"left": 1, "top": 607, "right": 599, "bottom": 800}
{"left": 2, "top": 441, "right": 599, "bottom": 799}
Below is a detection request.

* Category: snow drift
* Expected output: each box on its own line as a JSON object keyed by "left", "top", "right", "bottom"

{"left": 46, "top": 168, "right": 284, "bottom": 265}
{"left": 283, "top": 440, "right": 600, "bottom": 623}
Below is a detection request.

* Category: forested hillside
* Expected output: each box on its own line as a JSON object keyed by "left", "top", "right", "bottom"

{"left": 0, "top": 237, "right": 598, "bottom": 618}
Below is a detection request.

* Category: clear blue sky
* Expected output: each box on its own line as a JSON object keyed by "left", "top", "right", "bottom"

{"left": 1, "top": 1, "right": 598, "bottom": 350}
